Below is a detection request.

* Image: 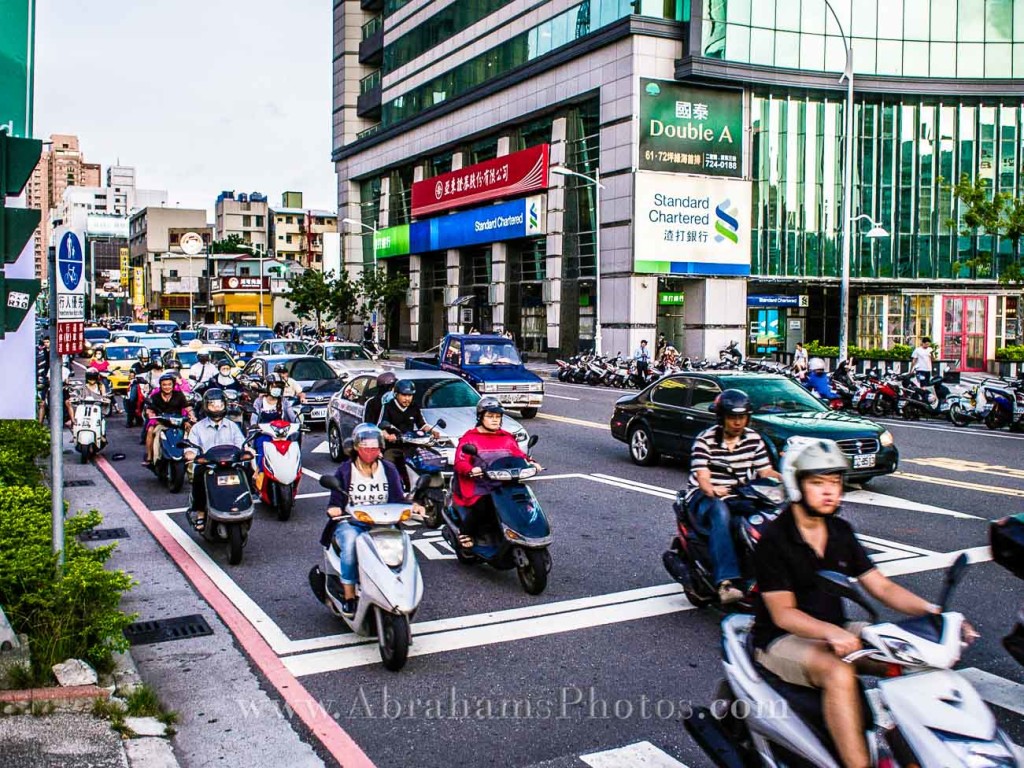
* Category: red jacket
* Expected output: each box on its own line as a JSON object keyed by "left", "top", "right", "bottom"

{"left": 452, "top": 428, "right": 527, "bottom": 507}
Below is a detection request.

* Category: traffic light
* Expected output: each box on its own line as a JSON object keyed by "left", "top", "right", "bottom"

{"left": 0, "top": 130, "right": 42, "bottom": 336}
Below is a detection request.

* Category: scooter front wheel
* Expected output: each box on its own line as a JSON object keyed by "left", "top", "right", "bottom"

{"left": 948, "top": 401, "right": 972, "bottom": 427}
{"left": 227, "top": 524, "right": 244, "bottom": 565}
{"left": 168, "top": 461, "right": 185, "bottom": 493}
{"left": 275, "top": 483, "right": 294, "bottom": 521}
{"left": 516, "top": 548, "right": 550, "bottom": 595}
{"left": 377, "top": 611, "right": 410, "bottom": 671}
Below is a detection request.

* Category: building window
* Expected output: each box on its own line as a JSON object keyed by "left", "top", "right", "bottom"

{"left": 169, "top": 270, "right": 178, "bottom": 278}
{"left": 255, "top": 215, "right": 264, "bottom": 227}
{"left": 286, "top": 235, "right": 293, "bottom": 244}
{"left": 996, "top": 295, "right": 1020, "bottom": 349}
{"left": 857, "top": 295, "right": 886, "bottom": 349}
{"left": 886, "top": 295, "right": 934, "bottom": 348}
{"left": 286, "top": 216, "right": 294, "bottom": 224}
{"left": 242, "top": 215, "right": 252, "bottom": 227}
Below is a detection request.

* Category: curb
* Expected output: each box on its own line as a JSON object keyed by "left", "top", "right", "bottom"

{"left": 114, "top": 648, "right": 183, "bottom": 768}
{"left": 0, "top": 684, "right": 110, "bottom": 714}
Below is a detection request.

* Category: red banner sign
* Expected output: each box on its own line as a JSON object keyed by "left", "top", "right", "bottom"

{"left": 57, "top": 320, "right": 84, "bottom": 355}
{"left": 412, "top": 144, "right": 550, "bottom": 217}
{"left": 213, "top": 276, "right": 269, "bottom": 292}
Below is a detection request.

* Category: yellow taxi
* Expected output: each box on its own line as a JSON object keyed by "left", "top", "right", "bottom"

{"left": 103, "top": 341, "right": 149, "bottom": 393}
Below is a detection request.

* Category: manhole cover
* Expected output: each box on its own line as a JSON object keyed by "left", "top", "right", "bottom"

{"left": 123, "top": 615, "right": 214, "bottom": 646}
{"left": 78, "top": 527, "right": 129, "bottom": 542}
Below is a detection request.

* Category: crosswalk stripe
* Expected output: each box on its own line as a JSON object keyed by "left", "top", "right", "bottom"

{"left": 894, "top": 471, "right": 1024, "bottom": 498}
{"left": 959, "top": 668, "right": 1024, "bottom": 716}
{"left": 580, "top": 741, "right": 689, "bottom": 768}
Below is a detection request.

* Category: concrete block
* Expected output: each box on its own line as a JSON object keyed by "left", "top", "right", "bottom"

{"left": 125, "top": 737, "right": 180, "bottom": 768}
{"left": 124, "top": 716, "right": 168, "bottom": 738}
{"left": 52, "top": 658, "right": 98, "bottom": 687}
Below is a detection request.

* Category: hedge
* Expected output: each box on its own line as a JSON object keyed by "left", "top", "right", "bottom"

{"left": 995, "top": 346, "right": 1024, "bottom": 362}
{"left": 804, "top": 341, "right": 913, "bottom": 361}
{"left": 0, "top": 420, "right": 49, "bottom": 486}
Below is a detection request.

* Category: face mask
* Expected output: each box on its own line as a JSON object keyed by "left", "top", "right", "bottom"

{"left": 218, "top": 374, "right": 233, "bottom": 384}
{"left": 270, "top": 387, "right": 283, "bottom": 398}
{"left": 207, "top": 405, "right": 226, "bottom": 421}
{"left": 356, "top": 446, "right": 381, "bottom": 464}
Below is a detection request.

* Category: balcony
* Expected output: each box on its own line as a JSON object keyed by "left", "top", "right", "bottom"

{"left": 361, "top": 0, "right": 383, "bottom": 10}
{"left": 357, "top": 70, "right": 382, "bottom": 118}
{"left": 359, "top": 16, "right": 383, "bottom": 65}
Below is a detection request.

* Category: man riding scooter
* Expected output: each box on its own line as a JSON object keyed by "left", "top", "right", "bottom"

{"left": 804, "top": 357, "right": 840, "bottom": 401}
{"left": 380, "top": 379, "right": 438, "bottom": 490}
{"left": 752, "top": 439, "right": 979, "bottom": 768}
{"left": 143, "top": 373, "right": 194, "bottom": 467}
{"left": 184, "top": 389, "right": 246, "bottom": 533}
{"left": 685, "top": 389, "right": 781, "bottom": 604}
{"left": 451, "top": 397, "right": 542, "bottom": 550}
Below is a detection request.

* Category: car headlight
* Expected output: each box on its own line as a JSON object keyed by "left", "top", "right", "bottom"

{"left": 478, "top": 382, "right": 495, "bottom": 393}
{"left": 933, "top": 730, "right": 1017, "bottom": 767}
{"left": 880, "top": 430, "right": 895, "bottom": 447}
{"left": 529, "top": 384, "right": 544, "bottom": 393}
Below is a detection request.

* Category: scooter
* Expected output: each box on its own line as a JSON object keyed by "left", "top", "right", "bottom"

{"left": 991, "top": 513, "right": 1024, "bottom": 667}
{"left": 70, "top": 388, "right": 109, "bottom": 463}
{"left": 440, "top": 437, "right": 551, "bottom": 595}
{"left": 684, "top": 554, "right": 1021, "bottom": 768}
{"left": 720, "top": 340, "right": 743, "bottom": 367}
{"left": 250, "top": 418, "right": 302, "bottom": 521}
{"left": 308, "top": 474, "right": 424, "bottom": 672}
{"left": 125, "top": 371, "right": 151, "bottom": 427}
{"left": 662, "top": 476, "right": 785, "bottom": 611}
{"left": 152, "top": 414, "right": 188, "bottom": 493}
{"left": 181, "top": 441, "right": 256, "bottom": 565}
{"left": 381, "top": 419, "right": 449, "bottom": 528}
{"left": 897, "top": 373, "right": 953, "bottom": 421}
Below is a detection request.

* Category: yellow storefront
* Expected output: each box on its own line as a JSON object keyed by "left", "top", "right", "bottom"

{"left": 211, "top": 277, "right": 274, "bottom": 326}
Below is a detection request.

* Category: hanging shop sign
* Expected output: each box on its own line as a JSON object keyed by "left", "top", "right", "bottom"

{"left": 639, "top": 79, "right": 743, "bottom": 177}
{"left": 411, "top": 144, "right": 550, "bottom": 217}
{"left": 374, "top": 224, "right": 410, "bottom": 259}
{"left": 634, "top": 171, "right": 751, "bottom": 277}
{"left": 658, "top": 292, "right": 685, "bottom": 305}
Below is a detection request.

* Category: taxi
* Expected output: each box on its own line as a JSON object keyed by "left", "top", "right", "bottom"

{"left": 103, "top": 341, "right": 149, "bottom": 392}
{"left": 161, "top": 341, "right": 241, "bottom": 376}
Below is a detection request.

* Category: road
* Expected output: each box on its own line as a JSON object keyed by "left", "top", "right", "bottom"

{"left": 95, "top": 371, "right": 1024, "bottom": 768}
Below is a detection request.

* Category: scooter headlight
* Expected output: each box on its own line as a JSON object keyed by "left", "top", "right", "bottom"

{"left": 372, "top": 530, "right": 405, "bottom": 568}
{"left": 879, "top": 635, "right": 926, "bottom": 665}
{"left": 518, "top": 466, "right": 537, "bottom": 480}
{"left": 487, "top": 470, "right": 513, "bottom": 481}
{"left": 932, "top": 730, "right": 1017, "bottom": 767}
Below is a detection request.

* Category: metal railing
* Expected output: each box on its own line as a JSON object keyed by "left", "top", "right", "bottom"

{"left": 360, "top": 69, "right": 381, "bottom": 95}
{"left": 362, "top": 14, "right": 382, "bottom": 39}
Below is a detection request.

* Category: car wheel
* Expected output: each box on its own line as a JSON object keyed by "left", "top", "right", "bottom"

{"left": 628, "top": 424, "right": 659, "bottom": 466}
{"left": 327, "top": 423, "right": 343, "bottom": 463}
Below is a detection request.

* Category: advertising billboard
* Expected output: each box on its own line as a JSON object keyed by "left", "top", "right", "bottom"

{"left": 411, "top": 144, "right": 549, "bottom": 217}
{"left": 639, "top": 79, "right": 743, "bottom": 178}
{"left": 634, "top": 171, "right": 751, "bottom": 276}
{"left": 0, "top": 0, "right": 34, "bottom": 138}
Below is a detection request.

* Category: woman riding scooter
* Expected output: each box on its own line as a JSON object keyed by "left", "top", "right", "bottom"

{"left": 451, "top": 397, "right": 543, "bottom": 550}
{"left": 320, "top": 423, "right": 424, "bottom": 618}
{"left": 249, "top": 373, "right": 297, "bottom": 485}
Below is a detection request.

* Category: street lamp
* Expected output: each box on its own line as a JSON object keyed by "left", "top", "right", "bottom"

{"left": 853, "top": 214, "right": 889, "bottom": 240}
{"left": 343, "top": 218, "right": 380, "bottom": 345}
{"left": 550, "top": 165, "right": 606, "bottom": 356}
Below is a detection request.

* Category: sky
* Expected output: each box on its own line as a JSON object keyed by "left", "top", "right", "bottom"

{"left": 34, "top": 0, "right": 336, "bottom": 219}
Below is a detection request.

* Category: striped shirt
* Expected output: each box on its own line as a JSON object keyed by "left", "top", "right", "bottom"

{"left": 686, "top": 426, "right": 771, "bottom": 502}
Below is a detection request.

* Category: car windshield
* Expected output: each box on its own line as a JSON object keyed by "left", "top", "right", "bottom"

{"left": 269, "top": 341, "right": 308, "bottom": 354}
{"left": 84, "top": 329, "right": 110, "bottom": 341}
{"left": 745, "top": 377, "right": 828, "bottom": 414}
{"left": 175, "top": 331, "right": 197, "bottom": 342}
{"left": 140, "top": 335, "right": 174, "bottom": 351}
{"left": 463, "top": 341, "right": 521, "bottom": 366}
{"left": 204, "top": 328, "right": 232, "bottom": 341}
{"left": 236, "top": 330, "right": 273, "bottom": 344}
{"left": 127, "top": 324, "right": 148, "bottom": 334}
{"left": 151, "top": 322, "right": 177, "bottom": 333}
{"left": 324, "top": 345, "right": 370, "bottom": 361}
{"left": 105, "top": 345, "right": 146, "bottom": 361}
{"left": 176, "top": 349, "right": 234, "bottom": 367}
{"left": 420, "top": 378, "right": 481, "bottom": 409}
{"left": 307, "top": 378, "right": 345, "bottom": 394}
{"left": 288, "top": 359, "right": 337, "bottom": 381}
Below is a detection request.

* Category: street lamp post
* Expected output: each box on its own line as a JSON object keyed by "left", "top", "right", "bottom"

{"left": 550, "top": 166, "right": 606, "bottom": 356}
{"left": 343, "top": 217, "right": 380, "bottom": 345}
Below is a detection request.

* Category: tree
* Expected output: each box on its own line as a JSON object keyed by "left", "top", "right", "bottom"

{"left": 947, "top": 173, "right": 1024, "bottom": 283}
{"left": 209, "top": 234, "right": 247, "bottom": 253}
{"left": 358, "top": 266, "right": 410, "bottom": 341}
{"left": 329, "top": 269, "right": 360, "bottom": 329}
{"left": 285, "top": 269, "right": 335, "bottom": 329}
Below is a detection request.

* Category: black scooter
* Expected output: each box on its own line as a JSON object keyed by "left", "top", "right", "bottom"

{"left": 991, "top": 513, "right": 1024, "bottom": 666}
{"left": 441, "top": 437, "right": 551, "bottom": 595}
{"left": 662, "top": 476, "right": 785, "bottom": 611}
{"left": 180, "top": 441, "right": 256, "bottom": 565}
{"left": 899, "top": 373, "right": 952, "bottom": 421}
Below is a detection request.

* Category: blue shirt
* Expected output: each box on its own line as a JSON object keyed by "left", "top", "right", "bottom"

{"left": 634, "top": 346, "right": 651, "bottom": 363}
{"left": 805, "top": 371, "right": 837, "bottom": 400}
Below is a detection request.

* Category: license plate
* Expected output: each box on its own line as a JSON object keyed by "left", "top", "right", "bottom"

{"left": 499, "top": 393, "right": 528, "bottom": 404}
{"left": 310, "top": 408, "right": 327, "bottom": 419}
{"left": 853, "top": 454, "right": 876, "bottom": 469}
{"left": 217, "top": 474, "right": 241, "bottom": 486}
{"left": 864, "top": 392, "right": 875, "bottom": 400}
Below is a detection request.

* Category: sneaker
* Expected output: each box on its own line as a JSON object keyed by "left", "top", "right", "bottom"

{"left": 717, "top": 581, "right": 744, "bottom": 605}
{"left": 340, "top": 598, "right": 357, "bottom": 618}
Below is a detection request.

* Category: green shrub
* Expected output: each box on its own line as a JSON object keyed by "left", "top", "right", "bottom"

{"left": 0, "top": 485, "right": 136, "bottom": 673}
{"left": 804, "top": 340, "right": 912, "bottom": 361}
{"left": 996, "top": 346, "right": 1024, "bottom": 361}
{"left": 0, "top": 420, "right": 49, "bottom": 486}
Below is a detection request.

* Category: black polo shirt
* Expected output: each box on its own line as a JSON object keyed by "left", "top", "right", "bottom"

{"left": 752, "top": 508, "right": 874, "bottom": 649}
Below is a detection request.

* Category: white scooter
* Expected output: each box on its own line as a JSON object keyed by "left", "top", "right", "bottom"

{"left": 70, "top": 387, "right": 109, "bottom": 463}
{"left": 308, "top": 473, "right": 425, "bottom": 671}
{"left": 685, "top": 554, "right": 1022, "bottom": 767}
{"left": 249, "top": 418, "right": 302, "bottom": 521}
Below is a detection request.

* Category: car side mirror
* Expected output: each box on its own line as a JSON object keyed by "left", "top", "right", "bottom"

{"left": 319, "top": 474, "right": 343, "bottom": 491}
{"left": 463, "top": 443, "right": 479, "bottom": 457}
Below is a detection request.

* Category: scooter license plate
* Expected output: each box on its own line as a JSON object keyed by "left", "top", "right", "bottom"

{"left": 217, "top": 474, "right": 241, "bottom": 486}
{"left": 853, "top": 454, "right": 876, "bottom": 469}
{"left": 310, "top": 408, "right": 327, "bottom": 419}
{"left": 864, "top": 392, "right": 875, "bottom": 400}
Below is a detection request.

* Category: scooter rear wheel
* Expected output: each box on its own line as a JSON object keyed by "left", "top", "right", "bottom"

{"left": 516, "top": 548, "right": 549, "bottom": 595}
{"left": 227, "top": 524, "right": 244, "bottom": 565}
{"left": 378, "top": 612, "right": 410, "bottom": 671}
{"left": 986, "top": 409, "right": 1010, "bottom": 430}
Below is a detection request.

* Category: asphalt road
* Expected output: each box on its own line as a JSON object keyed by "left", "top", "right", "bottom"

{"left": 93, "top": 372, "right": 1024, "bottom": 768}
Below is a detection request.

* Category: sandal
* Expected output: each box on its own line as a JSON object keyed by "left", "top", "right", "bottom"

{"left": 458, "top": 534, "right": 474, "bottom": 549}
{"left": 194, "top": 512, "right": 206, "bottom": 532}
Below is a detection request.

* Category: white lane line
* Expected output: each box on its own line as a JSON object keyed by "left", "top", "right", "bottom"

{"left": 302, "top": 467, "right": 323, "bottom": 480}
{"left": 311, "top": 440, "right": 330, "bottom": 455}
{"left": 581, "top": 741, "right": 690, "bottom": 768}
{"left": 844, "top": 489, "right": 983, "bottom": 520}
{"left": 880, "top": 421, "right": 1024, "bottom": 441}
{"left": 545, "top": 393, "right": 581, "bottom": 401}
{"left": 876, "top": 545, "right": 992, "bottom": 577}
{"left": 958, "top": 668, "right": 1024, "bottom": 716}
{"left": 535, "top": 412, "right": 606, "bottom": 430}
{"left": 584, "top": 475, "right": 676, "bottom": 500}
{"left": 281, "top": 584, "right": 684, "bottom": 656}
{"left": 151, "top": 490, "right": 329, "bottom": 515}
{"left": 283, "top": 591, "right": 695, "bottom": 676}
{"left": 528, "top": 473, "right": 591, "bottom": 482}
{"left": 856, "top": 534, "right": 938, "bottom": 557}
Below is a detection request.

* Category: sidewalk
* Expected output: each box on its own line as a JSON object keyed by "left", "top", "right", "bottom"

{"left": 0, "top": 450, "right": 326, "bottom": 768}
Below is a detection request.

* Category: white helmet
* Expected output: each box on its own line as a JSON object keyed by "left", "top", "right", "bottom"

{"left": 781, "top": 437, "right": 850, "bottom": 503}
{"left": 808, "top": 357, "right": 827, "bottom": 373}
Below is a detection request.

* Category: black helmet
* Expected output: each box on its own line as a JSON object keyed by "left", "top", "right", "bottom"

{"left": 267, "top": 373, "right": 283, "bottom": 387}
{"left": 197, "top": 350, "right": 210, "bottom": 362}
{"left": 395, "top": 379, "right": 415, "bottom": 396}
{"left": 158, "top": 372, "right": 177, "bottom": 385}
{"left": 203, "top": 388, "right": 227, "bottom": 419}
{"left": 273, "top": 363, "right": 287, "bottom": 374}
{"left": 376, "top": 371, "right": 397, "bottom": 391}
{"left": 476, "top": 396, "right": 505, "bottom": 424}
{"left": 85, "top": 369, "right": 100, "bottom": 383}
{"left": 167, "top": 360, "right": 182, "bottom": 371}
{"left": 713, "top": 388, "right": 752, "bottom": 424}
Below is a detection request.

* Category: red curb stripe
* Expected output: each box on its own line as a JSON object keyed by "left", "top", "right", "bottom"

{"left": 0, "top": 685, "right": 110, "bottom": 703}
{"left": 95, "top": 455, "right": 375, "bottom": 768}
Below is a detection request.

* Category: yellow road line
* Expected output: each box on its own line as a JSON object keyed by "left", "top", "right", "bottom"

{"left": 903, "top": 457, "right": 1024, "bottom": 481}
{"left": 535, "top": 412, "right": 607, "bottom": 430}
{"left": 894, "top": 471, "right": 1024, "bottom": 497}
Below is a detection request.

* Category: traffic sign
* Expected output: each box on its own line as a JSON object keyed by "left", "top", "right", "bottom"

{"left": 58, "top": 231, "right": 83, "bottom": 292}
{"left": 180, "top": 231, "right": 204, "bottom": 255}
{"left": 55, "top": 229, "right": 85, "bottom": 354}
{"left": 0, "top": 272, "right": 40, "bottom": 338}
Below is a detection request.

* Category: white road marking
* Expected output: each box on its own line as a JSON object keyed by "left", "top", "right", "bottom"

{"left": 880, "top": 420, "right": 1024, "bottom": 441}
{"left": 411, "top": 530, "right": 455, "bottom": 560}
{"left": 545, "top": 393, "right": 581, "bottom": 401}
{"left": 843, "top": 489, "right": 983, "bottom": 520}
{"left": 151, "top": 490, "right": 329, "bottom": 516}
{"left": 856, "top": 534, "right": 938, "bottom": 557}
{"left": 302, "top": 467, "right": 323, "bottom": 480}
{"left": 581, "top": 741, "right": 690, "bottom": 768}
{"left": 958, "top": 668, "right": 1024, "bottom": 717}
{"left": 535, "top": 412, "right": 606, "bottom": 430}
{"left": 876, "top": 545, "right": 992, "bottom": 577}
{"left": 311, "top": 439, "right": 330, "bottom": 455}
{"left": 545, "top": 381, "right": 622, "bottom": 394}
{"left": 895, "top": 471, "right": 1024, "bottom": 498}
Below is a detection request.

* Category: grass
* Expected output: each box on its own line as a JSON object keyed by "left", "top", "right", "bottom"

{"left": 3, "top": 662, "right": 51, "bottom": 690}
{"left": 92, "top": 684, "right": 178, "bottom": 736}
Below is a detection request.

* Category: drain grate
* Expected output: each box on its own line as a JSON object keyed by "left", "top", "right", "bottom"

{"left": 78, "top": 527, "right": 129, "bottom": 542}
{"left": 64, "top": 479, "right": 95, "bottom": 487}
{"left": 123, "top": 615, "right": 214, "bottom": 646}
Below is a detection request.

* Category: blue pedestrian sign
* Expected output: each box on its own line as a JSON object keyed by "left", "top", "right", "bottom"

{"left": 58, "top": 232, "right": 83, "bottom": 292}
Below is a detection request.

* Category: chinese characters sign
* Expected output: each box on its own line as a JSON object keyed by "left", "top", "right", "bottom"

{"left": 55, "top": 230, "right": 85, "bottom": 354}
{"left": 633, "top": 171, "right": 751, "bottom": 276}
{"left": 411, "top": 144, "right": 549, "bottom": 217}
{"left": 639, "top": 80, "right": 743, "bottom": 178}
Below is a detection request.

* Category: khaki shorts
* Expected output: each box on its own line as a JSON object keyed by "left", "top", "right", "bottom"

{"left": 754, "top": 622, "right": 870, "bottom": 688}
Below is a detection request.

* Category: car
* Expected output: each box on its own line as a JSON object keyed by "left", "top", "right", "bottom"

{"left": 253, "top": 338, "right": 311, "bottom": 357}
{"left": 171, "top": 329, "right": 198, "bottom": 346}
{"left": 137, "top": 333, "right": 175, "bottom": 359}
{"left": 161, "top": 345, "right": 240, "bottom": 374}
{"left": 240, "top": 355, "right": 339, "bottom": 425}
{"left": 231, "top": 327, "right": 275, "bottom": 362}
{"left": 307, "top": 342, "right": 384, "bottom": 380}
{"left": 111, "top": 330, "right": 140, "bottom": 344}
{"left": 609, "top": 371, "right": 898, "bottom": 483}
{"left": 197, "top": 324, "right": 234, "bottom": 350}
{"left": 325, "top": 369, "right": 529, "bottom": 464}
{"left": 102, "top": 342, "right": 149, "bottom": 392}
{"left": 126, "top": 323, "right": 149, "bottom": 335}
{"left": 82, "top": 327, "right": 112, "bottom": 357}
{"left": 149, "top": 320, "right": 179, "bottom": 334}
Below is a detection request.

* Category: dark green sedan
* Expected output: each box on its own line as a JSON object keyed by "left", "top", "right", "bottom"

{"left": 609, "top": 372, "right": 898, "bottom": 482}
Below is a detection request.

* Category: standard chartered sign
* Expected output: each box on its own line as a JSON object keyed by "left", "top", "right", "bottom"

{"left": 634, "top": 171, "right": 751, "bottom": 277}
{"left": 639, "top": 79, "right": 743, "bottom": 178}
{"left": 0, "top": 0, "right": 34, "bottom": 137}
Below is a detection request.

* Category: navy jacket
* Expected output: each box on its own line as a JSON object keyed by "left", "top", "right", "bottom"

{"left": 319, "top": 458, "right": 406, "bottom": 547}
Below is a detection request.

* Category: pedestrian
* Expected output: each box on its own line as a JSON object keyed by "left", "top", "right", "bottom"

{"left": 911, "top": 336, "right": 934, "bottom": 386}
{"left": 634, "top": 339, "right": 651, "bottom": 378}
{"left": 654, "top": 332, "right": 667, "bottom": 360}
{"left": 793, "top": 342, "right": 808, "bottom": 376}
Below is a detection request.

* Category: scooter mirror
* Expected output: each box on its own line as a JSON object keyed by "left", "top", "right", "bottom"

{"left": 938, "top": 552, "right": 970, "bottom": 611}
{"left": 528, "top": 434, "right": 539, "bottom": 450}
{"left": 435, "top": 418, "right": 447, "bottom": 430}
{"left": 319, "top": 475, "right": 343, "bottom": 491}
{"left": 707, "top": 404, "right": 716, "bottom": 413}
{"left": 463, "top": 444, "right": 479, "bottom": 457}
{"left": 816, "top": 570, "right": 879, "bottom": 622}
